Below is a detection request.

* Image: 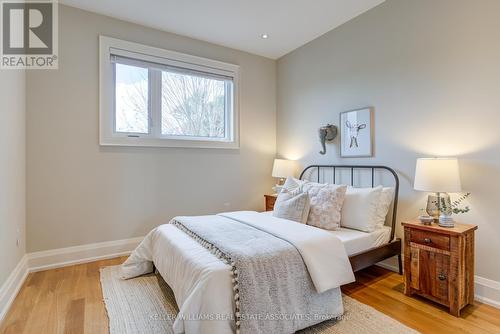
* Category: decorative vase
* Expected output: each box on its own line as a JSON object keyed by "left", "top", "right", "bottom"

{"left": 438, "top": 213, "right": 454, "bottom": 228}
{"left": 426, "top": 193, "right": 451, "bottom": 221}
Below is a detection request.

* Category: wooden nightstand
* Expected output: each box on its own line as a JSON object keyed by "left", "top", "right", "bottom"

{"left": 264, "top": 194, "right": 277, "bottom": 211}
{"left": 402, "top": 220, "right": 477, "bottom": 316}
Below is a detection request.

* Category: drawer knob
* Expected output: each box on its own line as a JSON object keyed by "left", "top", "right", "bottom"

{"left": 438, "top": 273, "right": 447, "bottom": 281}
{"left": 424, "top": 238, "right": 432, "bottom": 244}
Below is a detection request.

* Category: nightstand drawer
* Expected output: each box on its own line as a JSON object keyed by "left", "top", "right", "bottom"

{"left": 410, "top": 229, "right": 450, "bottom": 251}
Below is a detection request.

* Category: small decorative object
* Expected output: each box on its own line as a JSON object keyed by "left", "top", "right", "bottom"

{"left": 418, "top": 209, "right": 434, "bottom": 225}
{"left": 438, "top": 214, "right": 454, "bottom": 227}
{"left": 437, "top": 193, "right": 471, "bottom": 228}
{"left": 318, "top": 124, "right": 337, "bottom": 155}
{"left": 271, "top": 159, "right": 297, "bottom": 193}
{"left": 414, "top": 157, "right": 462, "bottom": 222}
{"left": 340, "top": 108, "right": 373, "bottom": 157}
{"left": 425, "top": 193, "right": 451, "bottom": 219}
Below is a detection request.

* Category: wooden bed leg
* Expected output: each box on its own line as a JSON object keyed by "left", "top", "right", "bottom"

{"left": 397, "top": 254, "right": 403, "bottom": 275}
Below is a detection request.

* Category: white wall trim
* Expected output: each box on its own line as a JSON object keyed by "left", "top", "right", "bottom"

{"left": 0, "top": 236, "right": 143, "bottom": 324}
{"left": 0, "top": 255, "right": 29, "bottom": 324}
{"left": 475, "top": 275, "right": 500, "bottom": 291}
{"left": 28, "top": 236, "right": 144, "bottom": 272}
{"left": 474, "top": 294, "right": 500, "bottom": 309}
{"left": 474, "top": 276, "right": 500, "bottom": 309}
{"left": 375, "top": 261, "right": 399, "bottom": 272}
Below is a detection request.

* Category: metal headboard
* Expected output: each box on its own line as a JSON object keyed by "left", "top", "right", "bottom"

{"left": 299, "top": 165, "right": 399, "bottom": 241}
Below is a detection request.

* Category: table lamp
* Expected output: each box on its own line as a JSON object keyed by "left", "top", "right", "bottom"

{"left": 414, "top": 157, "right": 462, "bottom": 222}
{"left": 272, "top": 159, "right": 297, "bottom": 193}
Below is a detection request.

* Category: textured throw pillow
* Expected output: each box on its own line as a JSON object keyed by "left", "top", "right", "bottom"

{"left": 375, "top": 187, "right": 395, "bottom": 229}
{"left": 302, "top": 182, "right": 347, "bottom": 230}
{"left": 273, "top": 187, "right": 310, "bottom": 224}
{"left": 341, "top": 186, "right": 383, "bottom": 232}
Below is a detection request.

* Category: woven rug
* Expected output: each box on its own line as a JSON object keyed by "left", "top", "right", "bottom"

{"left": 100, "top": 266, "right": 419, "bottom": 334}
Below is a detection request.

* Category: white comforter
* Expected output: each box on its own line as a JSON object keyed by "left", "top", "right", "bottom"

{"left": 122, "top": 211, "right": 355, "bottom": 334}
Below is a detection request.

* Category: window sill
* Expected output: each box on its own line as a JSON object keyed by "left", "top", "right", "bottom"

{"left": 99, "top": 136, "right": 240, "bottom": 149}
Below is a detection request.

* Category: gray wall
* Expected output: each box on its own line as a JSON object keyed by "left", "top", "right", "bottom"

{"left": 0, "top": 71, "right": 26, "bottom": 286}
{"left": 26, "top": 5, "right": 276, "bottom": 252}
{"left": 277, "top": 0, "right": 500, "bottom": 281}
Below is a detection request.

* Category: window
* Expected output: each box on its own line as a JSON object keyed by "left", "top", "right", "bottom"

{"left": 99, "top": 36, "right": 239, "bottom": 148}
{"left": 114, "top": 63, "right": 149, "bottom": 134}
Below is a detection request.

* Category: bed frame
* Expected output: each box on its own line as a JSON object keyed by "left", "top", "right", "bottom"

{"left": 299, "top": 165, "right": 402, "bottom": 275}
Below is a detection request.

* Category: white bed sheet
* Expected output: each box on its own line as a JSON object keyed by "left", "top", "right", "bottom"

{"left": 151, "top": 224, "right": 236, "bottom": 334}
{"left": 262, "top": 211, "right": 391, "bottom": 256}
{"left": 329, "top": 226, "right": 391, "bottom": 256}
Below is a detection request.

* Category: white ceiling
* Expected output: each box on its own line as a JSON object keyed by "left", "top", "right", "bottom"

{"left": 60, "top": 0, "right": 385, "bottom": 59}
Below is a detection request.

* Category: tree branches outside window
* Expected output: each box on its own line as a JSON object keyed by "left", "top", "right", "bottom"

{"left": 161, "top": 72, "right": 225, "bottom": 138}
{"left": 115, "top": 64, "right": 149, "bottom": 133}
{"left": 115, "top": 65, "right": 227, "bottom": 138}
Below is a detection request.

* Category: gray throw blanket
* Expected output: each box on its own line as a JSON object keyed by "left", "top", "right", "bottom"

{"left": 171, "top": 215, "right": 340, "bottom": 334}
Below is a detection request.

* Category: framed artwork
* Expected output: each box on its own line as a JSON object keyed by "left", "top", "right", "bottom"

{"left": 340, "top": 108, "right": 373, "bottom": 157}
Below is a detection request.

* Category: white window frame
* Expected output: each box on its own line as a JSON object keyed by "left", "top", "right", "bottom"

{"left": 99, "top": 36, "right": 240, "bottom": 149}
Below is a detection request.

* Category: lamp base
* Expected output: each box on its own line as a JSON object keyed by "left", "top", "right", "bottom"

{"left": 273, "top": 184, "right": 284, "bottom": 194}
{"left": 272, "top": 178, "right": 286, "bottom": 194}
{"left": 426, "top": 192, "right": 452, "bottom": 222}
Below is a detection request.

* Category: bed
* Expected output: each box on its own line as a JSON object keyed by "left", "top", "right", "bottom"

{"left": 122, "top": 165, "right": 401, "bottom": 334}
{"left": 299, "top": 165, "right": 402, "bottom": 274}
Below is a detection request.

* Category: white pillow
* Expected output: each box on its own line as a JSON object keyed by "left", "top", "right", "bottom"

{"left": 375, "top": 187, "right": 395, "bottom": 229}
{"left": 301, "top": 181, "right": 347, "bottom": 230}
{"left": 341, "top": 186, "right": 383, "bottom": 232}
{"left": 273, "top": 187, "right": 310, "bottom": 224}
{"left": 282, "top": 177, "right": 306, "bottom": 192}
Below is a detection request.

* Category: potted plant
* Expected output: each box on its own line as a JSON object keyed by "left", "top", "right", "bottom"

{"left": 438, "top": 193, "right": 471, "bottom": 227}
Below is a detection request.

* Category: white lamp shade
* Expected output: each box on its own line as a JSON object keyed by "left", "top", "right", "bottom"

{"left": 414, "top": 158, "right": 462, "bottom": 193}
{"left": 272, "top": 159, "right": 297, "bottom": 178}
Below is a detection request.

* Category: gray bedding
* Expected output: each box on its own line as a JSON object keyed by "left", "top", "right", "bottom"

{"left": 172, "top": 215, "right": 343, "bottom": 334}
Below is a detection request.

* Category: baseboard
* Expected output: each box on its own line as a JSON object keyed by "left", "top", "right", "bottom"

{"left": 0, "top": 255, "right": 29, "bottom": 324}
{"left": 475, "top": 276, "right": 500, "bottom": 309}
{"left": 376, "top": 257, "right": 400, "bottom": 272}
{"left": 28, "top": 236, "right": 144, "bottom": 272}
{"left": 375, "top": 259, "right": 500, "bottom": 309}
{"left": 0, "top": 236, "right": 143, "bottom": 324}
{"left": 376, "top": 262, "right": 399, "bottom": 272}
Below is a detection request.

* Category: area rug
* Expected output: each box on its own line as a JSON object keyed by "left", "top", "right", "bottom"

{"left": 100, "top": 266, "right": 419, "bottom": 334}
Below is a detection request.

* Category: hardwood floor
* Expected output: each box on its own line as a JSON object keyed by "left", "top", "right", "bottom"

{"left": 1, "top": 258, "right": 500, "bottom": 334}
{"left": 343, "top": 266, "right": 500, "bottom": 334}
{"left": 0, "top": 257, "right": 125, "bottom": 334}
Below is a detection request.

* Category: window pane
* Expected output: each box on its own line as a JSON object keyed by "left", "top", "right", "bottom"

{"left": 115, "top": 63, "right": 149, "bottom": 133}
{"left": 161, "top": 71, "right": 227, "bottom": 138}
